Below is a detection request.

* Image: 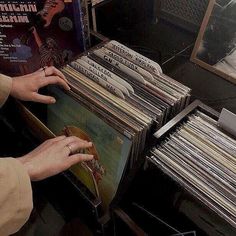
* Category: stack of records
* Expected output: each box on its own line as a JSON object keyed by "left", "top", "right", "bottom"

{"left": 45, "top": 40, "right": 190, "bottom": 212}
{"left": 149, "top": 110, "right": 236, "bottom": 228}
{"left": 63, "top": 40, "right": 191, "bottom": 160}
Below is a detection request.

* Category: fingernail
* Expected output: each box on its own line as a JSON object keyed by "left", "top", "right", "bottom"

{"left": 88, "top": 142, "right": 93, "bottom": 146}
{"left": 51, "top": 98, "right": 56, "bottom": 103}
{"left": 65, "top": 84, "right": 70, "bottom": 90}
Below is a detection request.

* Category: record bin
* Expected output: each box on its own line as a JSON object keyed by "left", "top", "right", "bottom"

{"left": 148, "top": 99, "right": 236, "bottom": 234}
{"left": 14, "top": 31, "right": 113, "bottom": 235}
{"left": 14, "top": 29, "right": 165, "bottom": 234}
{"left": 111, "top": 100, "right": 236, "bottom": 235}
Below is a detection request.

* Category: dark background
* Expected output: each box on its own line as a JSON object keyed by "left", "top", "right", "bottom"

{"left": 95, "top": 0, "right": 236, "bottom": 113}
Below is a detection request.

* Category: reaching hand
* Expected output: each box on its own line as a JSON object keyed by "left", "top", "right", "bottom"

{"left": 10, "top": 66, "right": 70, "bottom": 104}
{"left": 18, "top": 136, "right": 94, "bottom": 181}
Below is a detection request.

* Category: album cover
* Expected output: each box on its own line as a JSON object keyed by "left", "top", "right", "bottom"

{"left": 46, "top": 87, "right": 132, "bottom": 211}
{"left": 0, "top": 0, "right": 86, "bottom": 76}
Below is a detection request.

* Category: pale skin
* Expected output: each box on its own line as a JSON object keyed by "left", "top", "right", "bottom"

{"left": 8, "top": 66, "right": 94, "bottom": 180}
{"left": 18, "top": 136, "right": 94, "bottom": 181}
{"left": 10, "top": 66, "right": 70, "bottom": 104}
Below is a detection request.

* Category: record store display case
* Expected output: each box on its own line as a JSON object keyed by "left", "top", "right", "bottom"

{"left": 1, "top": 1, "right": 236, "bottom": 235}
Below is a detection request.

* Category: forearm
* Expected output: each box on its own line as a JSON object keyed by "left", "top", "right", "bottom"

{"left": 0, "top": 157, "right": 33, "bottom": 235}
{"left": 0, "top": 74, "right": 12, "bottom": 108}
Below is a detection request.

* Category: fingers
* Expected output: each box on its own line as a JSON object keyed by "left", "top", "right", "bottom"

{"left": 37, "top": 66, "right": 48, "bottom": 71}
{"left": 40, "top": 75, "right": 70, "bottom": 91}
{"left": 66, "top": 140, "right": 93, "bottom": 155}
{"left": 44, "top": 66, "right": 66, "bottom": 81}
{"left": 30, "top": 136, "right": 64, "bottom": 152}
{"left": 32, "top": 93, "right": 56, "bottom": 104}
{"left": 20, "top": 134, "right": 95, "bottom": 181}
{"left": 60, "top": 136, "right": 90, "bottom": 147}
{"left": 47, "top": 135, "right": 66, "bottom": 143}
{"left": 40, "top": 136, "right": 66, "bottom": 149}
{"left": 67, "top": 154, "right": 94, "bottom": 167}
{"left": 60, "top": 136, "right": 93, "bottom": 156}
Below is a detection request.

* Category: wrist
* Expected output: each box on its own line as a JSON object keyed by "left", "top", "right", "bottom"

{"left": 17, "top": 156, "right": 37, "bottom": 181}
{"left": 10, "top": 77, "right": 17, "bottom": 97}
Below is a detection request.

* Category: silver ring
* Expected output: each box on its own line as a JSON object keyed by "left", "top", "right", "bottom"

{"left": 66, "top": 144, "right": 73, "bottom": 155}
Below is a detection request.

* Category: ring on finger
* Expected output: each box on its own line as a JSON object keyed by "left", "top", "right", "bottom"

{"left": 66, "top": 144, "right": 73, "bottom": 155}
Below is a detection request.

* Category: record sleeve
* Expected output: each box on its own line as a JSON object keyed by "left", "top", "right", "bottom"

{"left": 0, "top": 0, "right": 86, "bottom": 75}
{"left": 149, "top": 105, "right": 236, "bottom": 228}
{"left": 46, "top": 87, "right": 133, "bottom": 212}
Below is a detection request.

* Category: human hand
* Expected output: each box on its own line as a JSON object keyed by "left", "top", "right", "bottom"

{"left": 10, "top": 66, "right": 70, "bottom": 104}
{"left": 18, "top": 136, "right": 94, "bottom": 181}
